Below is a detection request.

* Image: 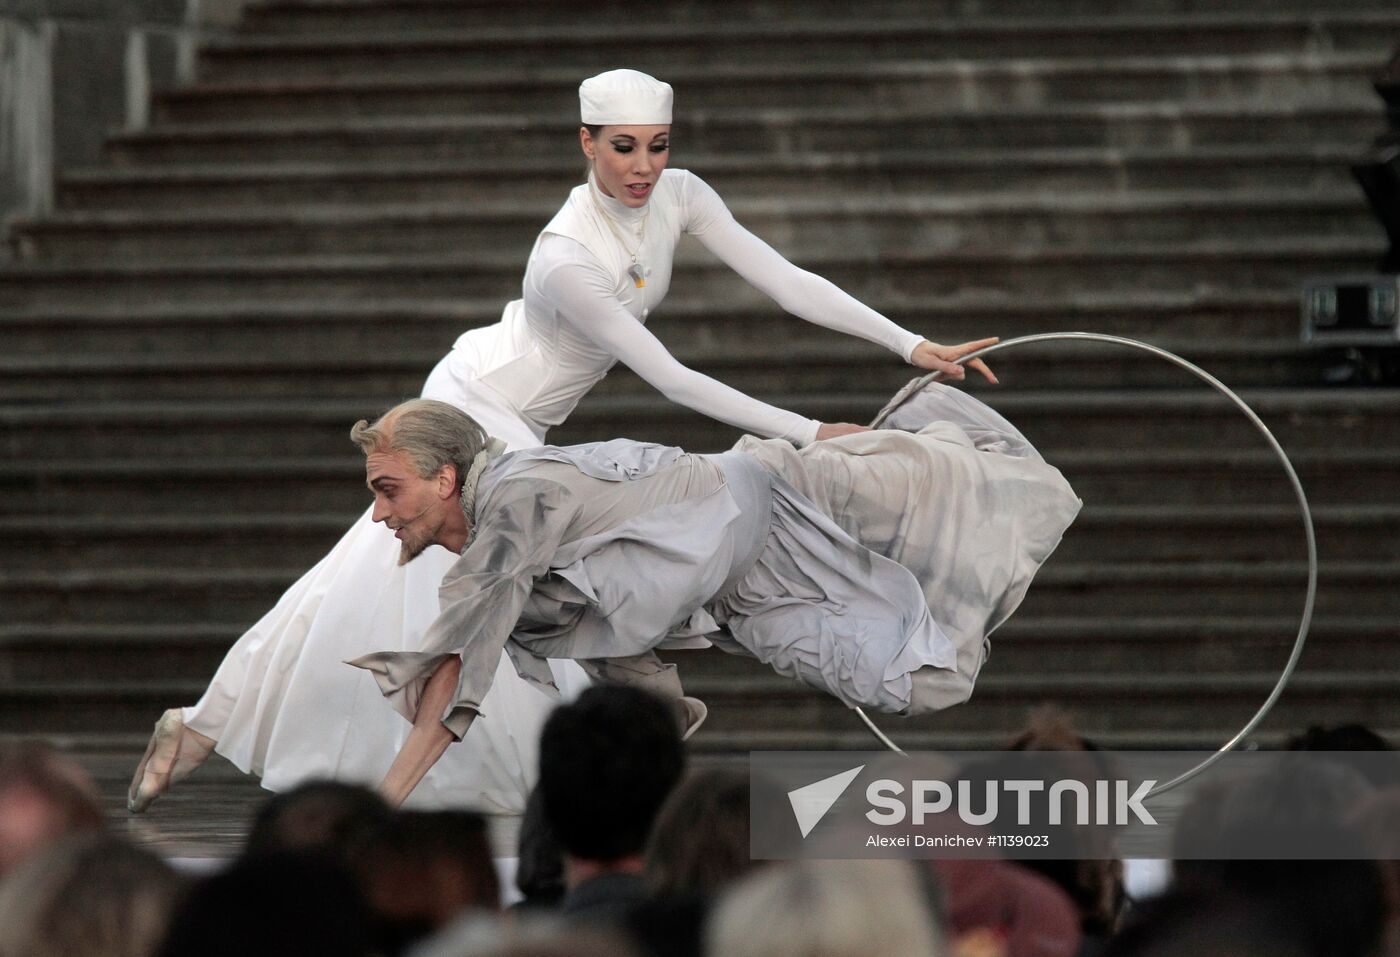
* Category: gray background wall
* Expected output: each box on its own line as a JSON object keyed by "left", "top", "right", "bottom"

{"left": 0, "top": 0, "right": 246, "bottom": 231}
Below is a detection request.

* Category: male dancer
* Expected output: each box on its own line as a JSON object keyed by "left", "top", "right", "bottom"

{"left": 349, "top": 388, "right": 1079, "bottom": 805}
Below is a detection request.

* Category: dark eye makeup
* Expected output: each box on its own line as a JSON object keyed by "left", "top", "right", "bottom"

{"left": 609, "top": 139, "right": 669, "bottom": 155}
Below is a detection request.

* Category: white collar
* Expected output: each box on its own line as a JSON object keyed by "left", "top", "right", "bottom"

{"left": 588, "top": 170, "right": 650, "bottom": 229}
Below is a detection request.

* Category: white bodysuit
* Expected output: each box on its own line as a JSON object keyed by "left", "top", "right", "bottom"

{"left": 183, "top": 168, "right": 927, "bottom": 815}
{"left": 434, "top": 168, "right": 923, "bottom": 447}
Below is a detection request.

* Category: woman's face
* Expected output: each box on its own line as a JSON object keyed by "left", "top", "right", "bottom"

{"left": 580, "top": 125, "right": 671, "bottom": 208}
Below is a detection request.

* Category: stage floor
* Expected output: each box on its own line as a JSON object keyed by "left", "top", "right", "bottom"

{"left": 81, "top": 749, "right": 521, "bottom": 861}
{"left": 84, "top": 750, "right": 266, "bottom": 860}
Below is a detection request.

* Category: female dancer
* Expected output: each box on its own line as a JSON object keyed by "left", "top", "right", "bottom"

{"left": 127, "top": 69, "right": 997, "bottom": 814}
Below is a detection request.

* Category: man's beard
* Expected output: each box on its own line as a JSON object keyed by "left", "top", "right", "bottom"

{"left": 395, "top": 513, "right": 442, "bottom": 566}
{"left": 397, "top": 533, "right": 432, "bottom": 566}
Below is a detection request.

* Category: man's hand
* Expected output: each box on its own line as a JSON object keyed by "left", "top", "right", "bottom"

{"left": 815, "top": 422, "right": 872, "bottom": 441}
{"left": 910, "top": 338, "right": 1000, "bottom": 384}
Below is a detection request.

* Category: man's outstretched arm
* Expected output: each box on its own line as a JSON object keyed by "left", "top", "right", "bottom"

{"left": 379, "top": 655, "right": 470, "bottom": 807}
{"left": 367, "top": 479, "right": 578, "bottom": 807}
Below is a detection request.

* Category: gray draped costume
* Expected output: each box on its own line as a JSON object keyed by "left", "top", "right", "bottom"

{"left": 349, "top": 383, "right": 1082, "bottom": 737}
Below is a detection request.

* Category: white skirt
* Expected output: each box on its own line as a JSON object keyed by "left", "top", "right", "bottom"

{"left": 183, "top": 353, "right": 587, "bottom": 813}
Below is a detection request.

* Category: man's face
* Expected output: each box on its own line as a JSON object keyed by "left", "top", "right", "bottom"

{"left": 366, "top": 450, "right": 452, "bottom": 565}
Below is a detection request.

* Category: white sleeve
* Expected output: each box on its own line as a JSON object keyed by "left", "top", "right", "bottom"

{"left": 681, "top": 172, "right": 926, "bottom": 362}
{"left": 538, "top": 254, "right": 821, "bottom": 447}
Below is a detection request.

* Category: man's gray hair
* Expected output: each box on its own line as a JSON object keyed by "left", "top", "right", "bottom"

{"left": 350, "top": 399, "right": 487, "bottom": 490}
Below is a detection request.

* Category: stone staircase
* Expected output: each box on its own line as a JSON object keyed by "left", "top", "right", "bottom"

{"left": 3, "top": 0, "right": 1398, "bottom": 782}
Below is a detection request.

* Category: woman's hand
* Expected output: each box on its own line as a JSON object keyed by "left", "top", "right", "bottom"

{"left": 910, "top": 338, "right": 1000, "bottom": 384}
{"left": 816, "top": 422, "right": 872, "bottom": 441}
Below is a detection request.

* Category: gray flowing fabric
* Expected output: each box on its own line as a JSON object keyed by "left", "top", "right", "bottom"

{"left": 350, "top": 383, "right": 1081, "bottom": 731}
{"left": 733, "top": 381, "right": 1082, "bottom": 712}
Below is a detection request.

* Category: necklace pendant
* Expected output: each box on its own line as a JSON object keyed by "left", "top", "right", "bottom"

{"left": 628, "top": 263, "right": 646, "bottom": 289}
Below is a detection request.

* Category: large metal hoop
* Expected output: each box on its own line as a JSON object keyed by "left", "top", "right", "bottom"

{"left": 855, "top": 332, "right": 1318, "bottom": 799}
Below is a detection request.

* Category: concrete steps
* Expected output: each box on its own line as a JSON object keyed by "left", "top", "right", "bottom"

{"left": 679, "top": 669, "right": 1400, "bottom": 739}
{"left": 673, "top": 618, "right": 1389, "bottom": 677}
{"left": 0, "top": 624, "right": 245, "bottom": 683}
{"left": 0, "top": 238, "right": 1382, "bottom": 308}
{"left": 3, "top": 448, "right": 1392, "bottom": 520}
{"left": 0, "top": 557, "right": 1377, "bottom": 623}
{"left": 3, "top": 0, "right": 1395, "bottom": 762}
{"left": 1050, "top": 449, "right": 1400, "bottom": 506}
{"left": 4, "top": 615, "right": 1382, "bottom": 685}
{"left": 104, "top": 103, "right": 1385, "bottom": 165}
{"left": 0, "top": 514, "right": 355, "bottom": 572}
{"left": 0, "top": 667, "right": 1388, "bottom": 738}
{"left": 0, "top": 503, "right": 1368, "bottom": 572}
{"left": 545, "top": 388, "right": 1400, "bottom": 458}
{"left": 683, "top": 728, "right": 1327, "bottom": 752}
{"left": 993, "top": 504, "right": 1361, "bottom": 563}
{"left": 190, "top": 14, "right": 1400, "bottom": 84}
{"left": 0, "top": 338, "right": 1347, "bottom": 402}
{"left": 154, "top": 53, "right": 1383, "bottom": 123}
{"left": 57, "top": 146, "right": 1366, "bottom": 211}
{"left": 9, "top": 189, "right": 1375, "bottom": 263}
{"left": 1015, "top": 561, "right": 1353, "bottom": 617}
{"left": 240, "top": 0, "right": 1400, "bottom": 36}
{"left": 4, "top": 390, "right": 1399, "bottom": 459}
{"left": 0, "top": 292, "right": 1316, "bottom": 355}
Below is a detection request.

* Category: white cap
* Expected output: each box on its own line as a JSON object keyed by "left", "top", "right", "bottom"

{"left": 579, "top": 69, "right": 673, "bottom": 126}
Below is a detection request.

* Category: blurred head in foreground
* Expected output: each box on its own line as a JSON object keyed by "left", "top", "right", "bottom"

{"left": 707, "top": 860, "right": 945, "bottom": 957}
{"left": 0, "top": 741, "right": 104, "bottom": 879}
{"left": 0, "top": 834, "right": 182, "bottom": 957}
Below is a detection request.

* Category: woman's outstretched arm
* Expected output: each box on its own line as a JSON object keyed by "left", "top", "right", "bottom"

{"left": 539, "top": 253, "right": 832, "bottom": 445}
{"left": 683, "top": 172, "right": 997, "bottom": 384}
